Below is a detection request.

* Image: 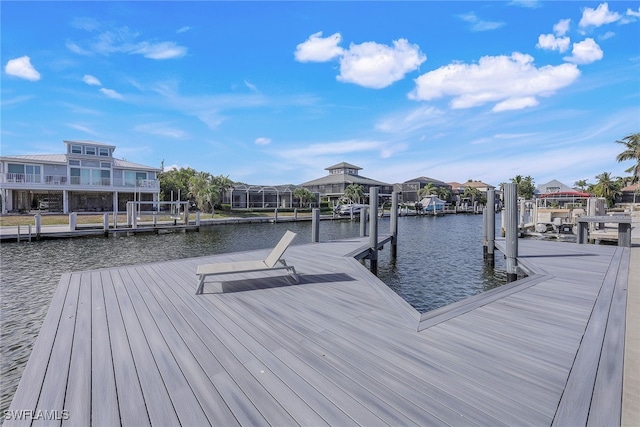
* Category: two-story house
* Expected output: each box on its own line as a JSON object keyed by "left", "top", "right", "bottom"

{"left": 0, "top": 140, "right": 161, "bottom": 214}
{"left": 299, "top": 162, "right": 394, "bottom": 204}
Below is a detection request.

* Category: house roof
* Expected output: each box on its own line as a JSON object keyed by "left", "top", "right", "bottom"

{"left": 300, "top": 172, "right": 390, "bottom": 188}
{"left": 621, "top": 183, "right": 640, "bottom": 192}
{"left": 0, "top": 154, "right": 67, "bottom": 164}
{"left": 0, "top": 153, "right": 160, "bottom": 171}
{"left": 539, "top": 190, "right": 591, "bottom": 198}
{"left": 325, "top": 162, "right": 362, "bottom": 171}
{"left": 536, "top": 179, "right": 573, "bottom": 194}
{"left": 64, "top": 140, "right": 117, "bottom": 149}
{"left": 404, "top": 176, "right": 449, "bottom": 186}
{"left": 464, "top": 181, "right": 495, "bottom": 189}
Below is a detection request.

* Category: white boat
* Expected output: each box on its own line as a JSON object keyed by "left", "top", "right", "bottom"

{"left": 337, "top": 203, "right": 367, "bottom": 216}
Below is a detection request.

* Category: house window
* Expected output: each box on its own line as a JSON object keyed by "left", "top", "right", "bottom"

{"left": 99, "top": 147, "right": 110, "bottom": 157}
{"left": 71, "top": 145, "right": 82, "bottom": 154}
{"left": 100, "top": 162, "right": 111, "bottom": 168}
{"left": 85, "top": 146, "right": 96, "bottom": 155}
{"left": 69, "top": 160, "right": 80, "bottom": 166}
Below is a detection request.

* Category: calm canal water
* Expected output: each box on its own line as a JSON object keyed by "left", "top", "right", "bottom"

{"left": 0, "top": 213, "right": 506, "bottom": 411}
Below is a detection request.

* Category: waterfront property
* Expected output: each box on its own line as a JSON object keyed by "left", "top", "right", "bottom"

{"left": 5, "top": 235, "right": 631, "bottom": 425}
{"left": 396, "top": 176, "right": 451, "bottom": 204}
{"left": 229, "top": 184, "right": 320, "bottom": 210}
{"left": 299, "top": 162, "right": 394, "bottom": 204}
{"left": 0, "top": 140, "right": 161, "bottom": 214}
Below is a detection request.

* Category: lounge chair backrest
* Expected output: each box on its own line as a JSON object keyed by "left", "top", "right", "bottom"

{"left": 264, "top": 230, "right": 297, "bottom": 268}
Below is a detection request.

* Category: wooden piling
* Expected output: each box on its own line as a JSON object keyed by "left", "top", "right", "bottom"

{"left": 360, "top": 207, "right": 367, "bottom": 237}
{"left": 311, "top": 208, "right": 320, "bottom": 242}
{"left": 504, "top": 183, "right": 518, "bottom": 282}
{"left": 103, "top": 213, "right": 110, "bottom": 237}
{"left": 35, "top": 213, "right": 41, "bottom": 240}
{"left": 486, "top": 189, "right": 495, "bottom": 266}
{"left": 390, "top": 191, "right": 398, "bottom": 259}
{"left": 482, "top": 206, "right": 488, "bottom": 260}
{"left": 369, "top": 187, "right": 379, "bottom": 275}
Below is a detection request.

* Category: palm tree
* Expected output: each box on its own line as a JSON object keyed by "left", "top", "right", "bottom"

{"left": 188, "top": 171, "right": 217, "bottom": 213}
{"left": 616, "top": 133, "right": 640, "bottom": 182}
{"left": 293, "top": 187, "right": 315, "bottom": 208}
{"left": 462, "top": 186, "right": 481, "bottom": 205}
{"left": 435, "top": 186, "right": 450, "bottom": 202}
{"left": 418, "top": 183, "right": 437, "bottom": 199}
{"left": 343, "top": 184, "right": 365, "bottom": 204}
{"left": 574, "top": 179, "right": 588, "bottom": 192}
{"left": 593, "top": 172, "right": 621, "bottom": 207}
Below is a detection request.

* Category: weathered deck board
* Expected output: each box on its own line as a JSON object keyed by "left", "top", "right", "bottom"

{"left": 5, "top": 236, "right": 630, "bottom": 426}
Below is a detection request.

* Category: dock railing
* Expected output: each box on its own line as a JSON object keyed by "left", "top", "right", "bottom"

{"left": 577, "top": 216, "right": 632, "bottom": 247}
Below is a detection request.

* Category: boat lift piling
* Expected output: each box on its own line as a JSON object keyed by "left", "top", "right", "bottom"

{"left": 311, "top": 208, "right": 320, "bottom": 243}
{"left": 390, "top": 191, "right": 398, "bottom": 259}
{"left": 504, "top": 183, "right": 519, "bottom": 282}
{"left": 368, "top": 187, "right": 379, "bottom": 275}
{"left": 360, "top": 208, "right": 367, "bottom": 237}
{"left": 486, "top": 189, "right": 495, "bottom": 267}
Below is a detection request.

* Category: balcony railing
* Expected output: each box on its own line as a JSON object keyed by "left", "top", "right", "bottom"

{"left": 2, "top": 174, "right": 159, "bottom": 189}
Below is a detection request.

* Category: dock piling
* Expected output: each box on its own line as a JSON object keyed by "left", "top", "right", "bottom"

{"left": 504, "top": 183, "right": 518, "bottom": 282}
{"left": 311, "top": 208, "right": 320, "bottom": 242}
{"left": 368, "top": 187, "right": 379, "bottom": 275}
{"left": 35, "top": 213, "right": 41, "bottom": 240}
{"left": 103, "top": 213, "right": 109, "bottom": 236}
{"left": 390, "top": 191, "right": 398, "bottom": 259}
{"left": 486, "top": 189, "right": 495, "bottom": 266}
{"left": 360, "top": 207, "right": 367, "bottom": 237}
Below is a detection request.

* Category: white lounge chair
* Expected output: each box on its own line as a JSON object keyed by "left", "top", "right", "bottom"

{"left": 196, "top": 230, "right": 299, "bottom": 294}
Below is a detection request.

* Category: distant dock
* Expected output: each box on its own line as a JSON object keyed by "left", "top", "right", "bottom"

{"left": 4, "top": 236, "right": 636, "bottom": 425}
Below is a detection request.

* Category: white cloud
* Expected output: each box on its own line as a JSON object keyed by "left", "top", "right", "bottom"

{"left": 280, "top": 140, "right": 386, "bottom": 159}
{"left": 66, "top": 40, "right": 91, "bottom": 56}
{"left": 628, "top": 7, "right": 640, "bottom": 18}
{"left": 564, "top": 38, "right": 603, "bottom": 64}
{"left": 255, "top": 137, "right": 271, "bottom": 145}
{"left": 68, "top": 24, "right": 187, "bottom": 60}
{"left": 99, "top": 88, "right": 123, "bottom": 99}
{"left": 66, "top": 123, "right": 97, "bottom": 135}
{"left": 4, "top": 56, "right": 41, "bottom": 81}
{"left": 493, "top": 96, "right": 539, "bottom": 112}
{"left": 83, "top": 74, "right": 102, "bottom": 86}
{"left": 409, "top": 52, "right": 581, "bottom": 112}
{"left": 295, "top": 33, "right": 426, "bottom": 89}
{"left": 134, "top": 123, "right": 187, "bottom": 139}
{"left": 337, "top": 39, "right": 426, "bottom": 89}
{"left": 177, "top": 26, "right": 192, "bottom": 34}
{"left": 579, "top": 3, "right": 621, "bottom": 27}
{"left": 294, "top": 32, "right": 344, "bottom": 62}
{"left": 536, "top": 34, "right": 570, "bottom": 52}
{"left": 244, "top": 80, "right": 259, "bottom": 92}
{"left": 131, "top": 41, "right": 187, "bottom": 60}
{"left": 554, "top": 19, "right": 571, "bottom": 36}
{"left": 458, "top": 12, "right": 505, "bottom": 32}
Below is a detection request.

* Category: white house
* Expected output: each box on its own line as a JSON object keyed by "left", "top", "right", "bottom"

{"left": 0, "top": 140, "right": 161, "bottom": 214}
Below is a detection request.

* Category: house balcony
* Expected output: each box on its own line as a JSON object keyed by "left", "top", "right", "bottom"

{"left": 1, "top": 173, "right": 159, "bottom": 191}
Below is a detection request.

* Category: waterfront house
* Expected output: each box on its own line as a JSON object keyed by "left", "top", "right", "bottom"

{"left": 0, "top": 140, "right": 161, "bottom": 214}
{"left": 535, "top": 179, "right": 591, "bottom": 207}
{"left": 398, "top": 176, "right": 451, "bottom": 204}
{"left": 299, "top": 162, "right": 393, "bottom": 204}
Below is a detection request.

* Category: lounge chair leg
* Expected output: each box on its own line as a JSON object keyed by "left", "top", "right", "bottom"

{"left": 196, "top": 276, "right": 205, "bottom": 294}
{"left": 288, "top": 266, "right": 299, "bottom": 284}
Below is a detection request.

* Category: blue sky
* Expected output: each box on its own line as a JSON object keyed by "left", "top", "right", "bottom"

{"left": 2, "top": 1, "right": 639, "bottom": 188}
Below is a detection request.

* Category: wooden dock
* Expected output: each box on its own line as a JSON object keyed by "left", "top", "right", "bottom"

{"left": 4, "top": 237, "right": 632, "bottom": 426}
